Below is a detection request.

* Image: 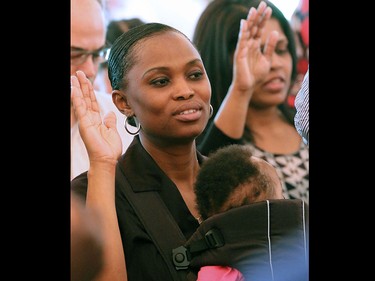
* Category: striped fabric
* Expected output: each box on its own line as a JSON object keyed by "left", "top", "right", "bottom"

{"left": 294, "top": 68, "right": 309, "bottom": 145}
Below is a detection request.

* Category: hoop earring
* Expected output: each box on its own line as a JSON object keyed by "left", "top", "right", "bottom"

{"left": 124, "top": 115, "right": 141, "bottom": 135}
{"left": 209, "top": 104, "right": 213, "bottom": 118}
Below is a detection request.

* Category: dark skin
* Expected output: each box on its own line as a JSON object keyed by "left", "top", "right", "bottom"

{"left": 112, "top": 31, "right": 212, "bottom": 218}
{"left": 213, "top": 3, "right": 301, "bottom": 154}
{"left": 70, "top": 2, "right": 276, "bottom": 279}
{"left": 71, "top": 71, "right": 126, "bottom": 281}
{"left": 71, "top": 192, "right": 104, "bottom": 281}
{"left": 71, "top": 31, "right": 212, "bottom": 280}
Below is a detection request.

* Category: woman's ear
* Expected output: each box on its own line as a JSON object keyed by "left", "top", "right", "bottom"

{"left": 112, "top": 90, "right": 133, "bottom": 116}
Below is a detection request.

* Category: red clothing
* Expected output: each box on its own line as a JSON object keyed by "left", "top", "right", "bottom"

{"left": 300, "top": 0, "right": 309, "bottom": 46}
{"left": 197, "top": 266, "right": 245, "bottom": 281}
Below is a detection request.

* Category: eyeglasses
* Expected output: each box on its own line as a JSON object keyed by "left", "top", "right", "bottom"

{"left": 70, "top": 47, "right": 110, "bottom": 66}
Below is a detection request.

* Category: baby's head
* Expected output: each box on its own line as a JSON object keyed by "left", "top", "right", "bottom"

{"left": 195, "top": 144, "right": 283, "bottom": 220}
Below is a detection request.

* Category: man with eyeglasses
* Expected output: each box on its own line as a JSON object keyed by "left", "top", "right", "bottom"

{"left": 71, "top": 0, "right": 134, "bottom": 180}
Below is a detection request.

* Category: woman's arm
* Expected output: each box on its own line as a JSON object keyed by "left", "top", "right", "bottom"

{"left": 198, "top": 2, "right": 277, "bottom": 155}
{"left": 213, "top": 2, "right": 277, "bottom": 138}
{"left": 71, "top": 70, "right": 127, "bottom": 281}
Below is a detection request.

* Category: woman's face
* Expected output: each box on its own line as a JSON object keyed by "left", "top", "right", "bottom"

{"left": 251, "top": 18, "right": 293, "bottom": 108}
{"left": 124, "top": 31, "right": 212, "bottom": 142}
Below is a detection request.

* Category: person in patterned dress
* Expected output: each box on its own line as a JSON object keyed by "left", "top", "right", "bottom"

{"left": 194, "top": 0, "right": 308, "bottom": 203}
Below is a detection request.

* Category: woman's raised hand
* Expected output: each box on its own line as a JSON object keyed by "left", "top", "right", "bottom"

{"left": 71, "top": 70, "right": 122, "bottom": 165}
{"left": 232, "top": 1, "right": 278, "bottom": 93}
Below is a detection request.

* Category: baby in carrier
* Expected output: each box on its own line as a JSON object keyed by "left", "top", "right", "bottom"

{"left": 174, "top": 144, "right": 309, "bottom": 281}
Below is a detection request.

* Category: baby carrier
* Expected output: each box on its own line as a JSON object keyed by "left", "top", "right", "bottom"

{"left": 173, "top": 199, "right": 309, "bottom": 281}
{"left": 123, "top": 162, "right": 309, "bottom": 281}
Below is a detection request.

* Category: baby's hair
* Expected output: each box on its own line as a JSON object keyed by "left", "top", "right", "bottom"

{"left": 195, "top": 144, "right": 277, "bottom": 220}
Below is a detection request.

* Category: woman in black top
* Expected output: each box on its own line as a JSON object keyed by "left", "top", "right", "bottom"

{"left": 71, "top": 3, "right": 278, "bottom": 280}
{"left": 71, "top": 22, "right": 212, "bottom": 281}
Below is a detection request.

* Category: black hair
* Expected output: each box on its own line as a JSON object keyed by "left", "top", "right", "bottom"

{"left": 193, "top": 0, "right": 297, "bottom": 142}
{"left": 107, "top": 22, "right": 191, "bottom": 91}
{"left": 195, "top": 144, "right": 276, "bottom": 220}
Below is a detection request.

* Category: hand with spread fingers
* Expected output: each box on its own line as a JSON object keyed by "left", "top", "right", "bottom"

{"left": 71, "top": 70, "right": 122, "bottom": 165}
{"left": 194, "top": 0, "right": 308, "bottom": 205}
{"left": 71, "top": 70, "right": 127, "bottom": 281}
{"left": 232, "top": 1, "right": 278, "bottom": 94}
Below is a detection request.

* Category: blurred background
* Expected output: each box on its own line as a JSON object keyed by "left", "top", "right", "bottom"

{"left": 104, "top": 0, "right": 301, "bottom": 40}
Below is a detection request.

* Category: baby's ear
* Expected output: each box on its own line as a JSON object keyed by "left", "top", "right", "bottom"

{"left": 112, "top": 90, "right": 134, "bottom": 116}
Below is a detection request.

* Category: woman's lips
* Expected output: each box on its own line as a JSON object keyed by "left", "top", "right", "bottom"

{"left": 173, "top": 101, "right": 203, "bottom": 122}
{"left": 262, "top": 77, "right": 285, "bottom": 92}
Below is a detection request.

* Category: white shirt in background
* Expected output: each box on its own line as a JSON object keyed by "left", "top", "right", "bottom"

{"left": 71, "top": 90, "right": 134, "bottom": 180}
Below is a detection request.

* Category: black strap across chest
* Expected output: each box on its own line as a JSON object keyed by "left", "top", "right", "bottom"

{"left": 116, "top": 164, "right": 190, "bottom": 281}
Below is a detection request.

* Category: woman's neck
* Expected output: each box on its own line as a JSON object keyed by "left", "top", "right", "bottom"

{"left": 246, "top": 106, "right": 301, "bottom": 154}
{"left": 139, "top": 134, "right": 200, "bottom": 218}
{"left": 246, "top": 106, "right": 284, "bottom": 127}
{"left": 139, "top": 134, "right": 199, "bottom": 182}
